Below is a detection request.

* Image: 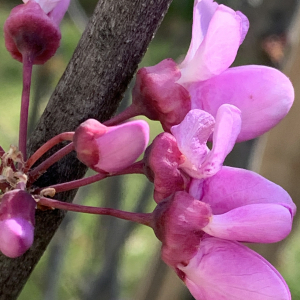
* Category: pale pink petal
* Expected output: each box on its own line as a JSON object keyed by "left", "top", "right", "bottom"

{"left": 203, "top": 204, "right": 292, "bottom": 243}
{"left": 24, "top": 0, "right": 60, "bottom": 14}
{"left": 196, "top": 104, "right": 241, "bottom": 178}
{"left": 180, "top": 0, "right": 218, "bottom": 68}
{"left": 48, "top": 0, "right": 70, "bottom": 24}
{"left": 171, "top": 109, "right": 214, "bottom": 178}
{"left": 178, "top": 237, "right": 291, "bottom": 300}
{"left": 190, "top": 65, "right": 294, "bottom": 141}
{"left": 198, "top": 166, "right": 296, "bottom": 216}
{"left": 179, "top": 5, "right": 241, "bottom": 83}
{"left": 94, "top": 120, "right": 149, "bottom": 173}
{"left": 236, "top": 11, "right": 249, "bottom": 44}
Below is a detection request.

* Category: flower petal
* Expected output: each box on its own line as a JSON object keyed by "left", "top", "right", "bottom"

{"left": 180, "top": 0, "right": 218, "bottom": 68}
{"left": 179, "top": 5, "right": 242, "bottom": 83}
{"left": 190, "top": 65, "right": 294, "bottom": 141}
{"left": 197, "top": 104, "right": 241, "bottom": 178}
{"left": 171, "top": 109, "right": 214, "bottom": 178}
{"left": 194, "top": 166, "right": 296, "bottom": 216}
{"left": 26, "top": 0, "right": 60, "bottom": 14}
{"left": 48, "top": 0, "right": 70, "bottom": 24}
{"left": 178, "top": 237, "right": 291, "bottom": 300}
{"left": 202, "top": 203, "right": 292, "bottom": 243}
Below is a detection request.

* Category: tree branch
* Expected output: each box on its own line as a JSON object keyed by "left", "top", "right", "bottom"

{"left": 0, "top": 0, "right": 173, "bottom": 298}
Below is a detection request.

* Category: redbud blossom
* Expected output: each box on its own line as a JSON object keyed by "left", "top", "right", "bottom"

{"left": 144, "top": 105, "right": 241, "bottom": 202}
{"left": 152, "top": 191, "right": 293, "bottom": 300}
{"left": 74, "top": 119, "right": 149, "bottom": 173}
{"left": 4, "top": 0, "right": 70, "bottom": 64}
{"left": 132, "top": 0, "right": 294, "bottom": 141}
{"left": 189, "top": 166, "right": 296, "bottom": 243}
{"left": 0, "top": 190, "right": 36, "bottom": 258}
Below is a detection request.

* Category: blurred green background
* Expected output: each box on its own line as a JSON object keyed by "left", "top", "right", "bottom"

{"left": 0, "top": 0, "right": 300, "bottom": 299}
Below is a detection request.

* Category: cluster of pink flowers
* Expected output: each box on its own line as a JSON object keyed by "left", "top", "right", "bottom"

{"left": 0, "top": 0, "right": 296, "bottom": 299}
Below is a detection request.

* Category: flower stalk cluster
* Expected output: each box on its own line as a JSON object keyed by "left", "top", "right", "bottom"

{"left": 0, "top": 0, "right": 296, "bottom": 299}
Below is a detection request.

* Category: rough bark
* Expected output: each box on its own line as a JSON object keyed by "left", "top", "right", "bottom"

{"left": 0, "top": 0, "right": 173, "bottom": 298}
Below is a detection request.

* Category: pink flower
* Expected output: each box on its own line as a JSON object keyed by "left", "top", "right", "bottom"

{"left": 151, "top": 188, "right": 294, "bottom": 300}
{"left": 189, "top": 166, "right": 296, "bottom": 243}
{"left": 74, "top": 119, "right": 149, "bottom": 173}
{"left": 132, "top": 0, "right": 294, "bottom": 141}
{"left": 4, "top": 0, "right": 70, "bottom": 64}
{"left": 0, "top": 190, "right": 36, "bottom": 258}
{"left": 143, "top": 105, "right": 241, "bottom": 202}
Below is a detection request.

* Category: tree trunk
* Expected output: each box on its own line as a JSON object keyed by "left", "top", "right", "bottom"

{"left": 0, "top": 0, "right": 173, "bottom": 298}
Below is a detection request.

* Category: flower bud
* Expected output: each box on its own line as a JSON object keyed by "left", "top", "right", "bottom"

{"left": 4, "top": 0, "right": 69, "bottom": 64}
{"left": 0, "top": 190, "right": 36, "bottom": 258}
{"left": 74, "top": 119, "right": 149, "bottom": 173}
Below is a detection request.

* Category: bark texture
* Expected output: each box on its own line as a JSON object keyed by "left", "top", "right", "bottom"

{"left": 0, "top": 0, "right": 173, "bottom": 298}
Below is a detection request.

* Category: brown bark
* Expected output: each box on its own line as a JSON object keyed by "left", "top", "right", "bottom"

{"left": 0, "top": 0, "right": 173, "bottom": 298}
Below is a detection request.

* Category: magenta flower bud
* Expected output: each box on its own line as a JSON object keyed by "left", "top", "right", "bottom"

{"left": 143, "top": 132, "right": 190, "bottom": 203}
{"left": 152, "top": 191, "right": 212, "bottom": 267}
{"left": 74, "top": 119, "right": 149, "bottom": 173}
{"left": 0, "top": 190, "right": 36, "bottom": 258}
{"left": 132, "top": 58, "right": 191, "bottom": 132}
{"left": 4, "top": 0, "right": 69, "bottom": 64}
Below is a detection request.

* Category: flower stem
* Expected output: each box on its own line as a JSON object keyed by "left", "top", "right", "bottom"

{"left": 37, "top": 172, "right": 108, "bottom": 194}
{"left": 104, "top": 104, "right": 141, "bottom": 126}
{"left": 38, "top": 196, "right": 152, "bottom": 227}
{"left": 19, "top": 54, "right": 33, "bottom": 161}
{"left": 28, "top": 142, "right": 75, "bottom": 184}
{"left": 25, "top": 132, "right": 74, "bottom": 171}
{"left": 34, "top": 160, "right": 145, "bottom": 194}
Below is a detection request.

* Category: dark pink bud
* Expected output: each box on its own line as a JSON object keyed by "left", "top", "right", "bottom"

{"left": 132, "top": 59, "right": 191, "bottom": 132}
{"left": 143, "top": 132, "right": 189, "bottom": 203}
{"left": 0, "top": 190, "right": 36, "bottom": 258}
{"left": 74, "top": 119, "right": 149, "bottom": 173}
{"left": 152, "top": 191, "right": 212, "bottom": 268}
{"left": 4, "top": 1, "right": 61, "bottom": 64}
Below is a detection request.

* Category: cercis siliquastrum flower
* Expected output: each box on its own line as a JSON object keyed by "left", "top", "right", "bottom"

{"left": 150, "top": 190, "right": 293, "bottom": 300}
{"left": 105, "top": 0, "right": 294, "bottom": 143}
{"left": 0, "top": 0, "right": 296, "bottom": 299}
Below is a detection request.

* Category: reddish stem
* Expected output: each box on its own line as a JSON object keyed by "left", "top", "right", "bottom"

{"left": 25, "top": 132, "right": 74, "bottom": 171}
{"left": 36, "top": 172, "right": 108, "bottom": 194}
{"left": 28, "top": 142, "right": 75, "bottom": 184}
{"left": 19, "top": 54, "right": 33, "bottom": 161}
{"left": 38, "top": 196, "right": 153, "bottom": 227}
{"left": 35, "top": 160, "right": 145, "bottom": 194}
{"left": 104, "top": 104, "right": 141, "bottom": 126}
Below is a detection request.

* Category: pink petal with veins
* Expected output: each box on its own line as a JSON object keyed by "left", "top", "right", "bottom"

{"left": 178, "top": 237, "right": 291, "bottom": 300}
